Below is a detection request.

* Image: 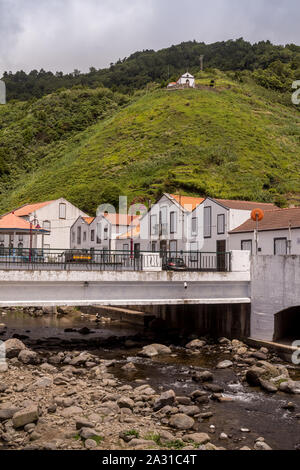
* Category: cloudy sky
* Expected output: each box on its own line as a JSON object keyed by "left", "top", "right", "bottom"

{"left": 0, "top": 0, "right": 299, "bottom": 73}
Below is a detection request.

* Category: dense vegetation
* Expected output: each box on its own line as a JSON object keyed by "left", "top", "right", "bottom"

{"left": 2, "top": 38, "right": 300, "bottom": 100}
{"left": 0, "top": 68, "right": 299, "bottom": 215}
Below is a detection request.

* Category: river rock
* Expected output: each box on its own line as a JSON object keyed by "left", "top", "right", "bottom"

{"left": 203, "top": 383, "right": 224, "bottom": 393}
{"left": 0, "top": 363, "right": 8, "bottom": 373}
{"left": 216, "top": 360, "right": 233, "bottom": 369}
{"left": 150, "top": 344, "right": 172, "bottom": 355}
{"left": 117, "top": 397, "right": 134, "bottom": 409}
{"left": 153, "top": 389, "right": 176, "bottom": 411}
{"left": 259, "top": 379, "right": 278, "bottom": 393}
{"left": 169, "top": 413, "right": 195, "bottom": 430}
{"left": 122, "top": 362, "right": 137, "bottom": 371}
{"left": 18, "top": 349, "right": 39, "bottom": 365}
{"left": 0, "top": 406, "right": 20, "bottom": 421}
{"left": 4, "top": 338, "right": 26, "bottom": 358}
{"left": 192, "top": 371, "right": 214, "bottom": 382}
{"left": 76, "top": 419, "right": 95, "bottom": 430}
{"left": 186, "top": 339, "right": 206, "bottom": 349}
{"left": 13, "top": 405, "right": 39, "bottom": 428}
{"left": 85, "top": 439, "right": 98, "bottom": 449}
{"left": 40, "top": 362, "right": 57, "bottom": 373}
{"left": 177, "top": 405, "right": 200, "bottom": 416}
{"left": 139, "top": 345, "right": 158, "bottom": 358}
{"left": 183, "top": 433, "right": 210, "bottom": 445}
{"left": 60, "top": 406, "right": 83, "bottom": 418}
{"left": 128, "top": 438, "right": 157, "bottom": 448}
{"left": 80, "top": 427, "right": 98, "bottom": 440}
{"left": 279, "top": 380, "right": 300, "bottom": 394}
{"left": 254, "top": 441, "right": 272, "bottom": 450}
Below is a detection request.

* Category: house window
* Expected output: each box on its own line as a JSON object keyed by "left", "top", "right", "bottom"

{"left": 190, "top": 241, "right": 198, "bottom": 262}
{"left": 170, "top": 212, "right": 177, "bottom": 234}
{"left": 59, "top": 203, "right": 66, "bottom": 219}
{"left": 204, "top": 206, "right": 212, "bottom": 238}
{"left": 83, "top": 232, "right": 87, "bottom": 242}
{"left": 71, "top": 231, "right": 75, "bottom": 243}
{"left": 151, "top": 242, "right": 156, "bottom": 252}
{"left": 274, "top": 238, "right": 287, "bottom": 255}
{"left": 0, "top": 235, "right": 4, "bottom": 243}
{"left": 77, "top": 226, "right": 81, "bottom": 245}
{"left": 91, "top": 230, "right": 95, "bottom": 242}
{"left": 169, "top": 240, "right": 177, "bottom": 256}
{"left": 97, "top": 223, "right": 101, "bottom": 244}
{"left": 217, "top": 214, "right": 225, "bottom": 235}
{"left": 241, "top": 240, "right": 252, "bottom": 254}
{"left": 43, "top": 220, "right": 51, "bottom": 235}
{"left": 18, "top": 234, "right": 24, "bottom": 241}
{"left": 191, "top": 217, "right": 198, "bottom": 236}
{"left": 104, "top": 227, "right": 108, "bottom": 240}
{"left": 160, "top": 207, "right": 167, "bottom": 235}
{"left": 17, "top": 242, "right": 23, "bottom": 255}
{"left": 150, "top": 214, "right": 158, "bottom": 236}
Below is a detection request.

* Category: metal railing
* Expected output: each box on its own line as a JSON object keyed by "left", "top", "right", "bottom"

{"left": 0, "top": 247, "right": 231, "bottom": 272}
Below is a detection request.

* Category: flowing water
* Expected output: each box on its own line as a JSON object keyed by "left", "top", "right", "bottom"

{"left": 1, "top": 310, "right": 300, "bottom": 450}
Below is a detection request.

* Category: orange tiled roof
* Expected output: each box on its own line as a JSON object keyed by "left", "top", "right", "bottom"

{"left": 0, "top": 213, "right": 48, "bottom": 232}
{"left": 230, "top": 207, "right": 300, "bottom": 233}
{"left": 103, "top": 213, "right": 140, "bottom": 226}
{"left": 169, "top": 194, "right": 204, "bottom": 212}
{"left": 12, "top": 201, "right": 54, "bottom": 217}
{"left": 83, "top": 217, "right": 95, "bottom": 225}
{"left": 117, "top": 225, "right": 140, "bottom": 240}
{"left": 214, "top": 198, "right": 278, "bottom": 211}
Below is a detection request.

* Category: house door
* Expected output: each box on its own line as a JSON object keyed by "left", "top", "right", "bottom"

{"left": 216, "top": 240, "right": 226, "bottom": 271}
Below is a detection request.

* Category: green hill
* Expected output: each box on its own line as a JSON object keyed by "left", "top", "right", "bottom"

{"left": 0, "top": 71, "right": 299, "bottom": 215}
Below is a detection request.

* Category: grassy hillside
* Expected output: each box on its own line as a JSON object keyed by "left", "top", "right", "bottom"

{"left": 0, "top": 72, "right": 299, "bottom": 215}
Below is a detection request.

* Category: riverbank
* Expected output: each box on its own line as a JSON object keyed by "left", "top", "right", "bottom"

{"left": 1, "top": 323, "right": 300, "bottom": 450}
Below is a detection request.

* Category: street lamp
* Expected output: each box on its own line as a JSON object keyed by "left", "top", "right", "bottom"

{"left": 29, "top": 216, "right": 40, "bottom": 262}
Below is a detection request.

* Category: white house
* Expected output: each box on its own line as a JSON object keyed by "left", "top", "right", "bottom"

{"left": 71, "top": 213, "right": 140, "bottom": 251}
{"left": 116, "top": 193, "right": 204, "bottom": 254}
{"left": 177, "top": 72, "right": 195, "bottom": 88}
{"left": 9, "top": 198, "right": 88, "bottom": 250}
{"left": 229, "top": 207, "right": 300, "bottom": 255}
{"left": 189, "top": 197, "right": 277, "bottom": 254}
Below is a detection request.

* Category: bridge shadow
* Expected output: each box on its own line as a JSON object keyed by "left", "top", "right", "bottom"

{"left": 274, "top": 306, "right": 300, "bottom": 343}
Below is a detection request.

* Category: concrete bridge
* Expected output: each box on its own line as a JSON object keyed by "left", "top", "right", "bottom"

{"left": 1, "top": 252, "right": 299, "bottom": 343}
{"left": 251, "top": 256, "right": 300, "bottom": 343}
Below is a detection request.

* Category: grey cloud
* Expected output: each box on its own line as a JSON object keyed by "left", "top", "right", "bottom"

{"left": 0, "top": 0, "right": 299, "bottom": 73}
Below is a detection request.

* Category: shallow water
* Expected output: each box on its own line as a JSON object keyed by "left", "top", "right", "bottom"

{"left": 1, "top": 311, "right": 300, "bottom": 450}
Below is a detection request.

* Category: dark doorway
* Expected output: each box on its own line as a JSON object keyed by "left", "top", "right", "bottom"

{"left": 216, "top": 240, "right": 226, "bottom": 271}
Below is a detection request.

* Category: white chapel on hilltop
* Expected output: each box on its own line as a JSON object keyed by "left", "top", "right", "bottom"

{"left": 177, "top": 72, "right": 195, "bottom": 88}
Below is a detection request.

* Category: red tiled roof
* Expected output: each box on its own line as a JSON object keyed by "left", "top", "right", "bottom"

{"left": 214, "top": 199, "right": 277, "bottom": 211}
{"left": 0, "top": 213, "right": 48, "bottom": 232}
{"left": 169, "top": 194, "right": 204, "bottom": 211}
{"left": 230, "top": 207, "right": 300, "bottom": 233}
{"left": 12, "top": 201, "right": 54, "bottom": 217}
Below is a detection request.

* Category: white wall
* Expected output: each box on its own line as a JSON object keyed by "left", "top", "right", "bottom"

{"left": 229, "top": 228, "right": 300, "bottom": 255}
{"left": 33, "top": 199, "right": 88, "bottom": 250}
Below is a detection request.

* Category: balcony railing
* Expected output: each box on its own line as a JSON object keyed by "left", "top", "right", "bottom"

{"left": 0, "top": 248, "right": 231, "bottom": 272}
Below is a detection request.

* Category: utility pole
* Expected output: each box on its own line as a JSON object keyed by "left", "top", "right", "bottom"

{"left": 200, "top": 55, "right": 204, "bottom": 72}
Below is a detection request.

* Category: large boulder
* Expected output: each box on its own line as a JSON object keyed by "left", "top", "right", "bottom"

{"left": 13, "top": 405, "right": 39, "bottom": 428}
{"left": 153, "top": 390, "right": 176, "bottom": 411}
{"left": 246, "top": 362, "right": 290, "bottom": 387}
{"left": 18, "top": 349, "right": 40, "bottom": 365}
{"left": 4, "top": 339, "right": 26, "bottom": 358}
{"left": 169, "top": 413, "right": 195, "bottom": 430}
